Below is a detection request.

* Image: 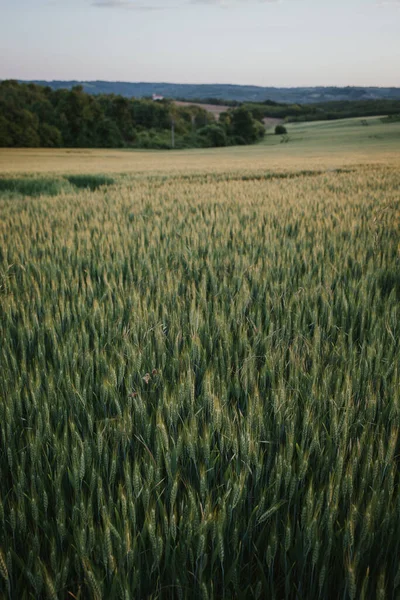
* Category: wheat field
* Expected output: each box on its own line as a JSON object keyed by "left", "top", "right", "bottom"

{"left": 1, "top": 127, "right": 400, "bottom": 600}
{"left": 1, "top": 116, "right": 399, "bottom": 177}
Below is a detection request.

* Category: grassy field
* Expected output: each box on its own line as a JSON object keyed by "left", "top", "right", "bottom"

{"left": 1, "top": 119, "right": 400, "bottom": 599}
{"left": 0, "top": 116, "right": 399, "bottom": 176}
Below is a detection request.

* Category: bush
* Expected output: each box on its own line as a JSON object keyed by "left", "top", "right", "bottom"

{"left": 275, "top": 125, "right": 288, "bottom": 135}
{"left": 197, "top": 124, "right": 227, "bottom": 147}
{"left": 232, "top": 135, "right": 247, "bottom": 146}
{"left": 254, "top": 120, "right": 266, "bottom": 141}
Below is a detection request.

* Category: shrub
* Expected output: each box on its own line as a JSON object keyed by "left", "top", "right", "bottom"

{"left": 197, "top": 124, "right": 227, "bottom": 147}
{"left": 275, "top": 124, "right": 288, "bottom": 135}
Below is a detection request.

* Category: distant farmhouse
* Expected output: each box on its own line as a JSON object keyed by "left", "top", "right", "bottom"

{"left": 152, "top": 94, "right": 164, "bottom": 101}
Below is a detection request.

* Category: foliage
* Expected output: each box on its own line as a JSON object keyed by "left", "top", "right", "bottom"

{"left": 230, "top": 107, "right": 265, "bottom": 144}
{"left": 381, "top": 114, "right": 400, "bottom": 123}
{"left": 176, "top": 96, "right": 240, "bottom": 107}
{"left": 0, "top": 164, "right": 399, "bottom": 599}
{"left": 244, "top": 99, "right": 400, "bottom": 123}
{"left": 0, "top": 81, "right": 266, "bottom": 150}
{"left": 197, "top": 124, "right": 228, "bottom": 147}
{"left": 275, "top": 124, "right": 288, "bottom": 135}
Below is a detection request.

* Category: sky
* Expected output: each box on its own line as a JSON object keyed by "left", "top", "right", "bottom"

{"left": 0, "top": 0, "right": 399, "bottom": 87}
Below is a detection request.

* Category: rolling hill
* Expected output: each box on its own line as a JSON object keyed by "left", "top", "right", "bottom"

{"left": 16, "top": 80, "right": 400, "bottom": 104}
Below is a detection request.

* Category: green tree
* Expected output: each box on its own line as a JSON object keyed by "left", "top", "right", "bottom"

{"left": 0, "top": 116, "right": 12, "bottom": 146}
{"left": 10, "top": 109, "right": 40, "bottom": 147}
{"left": 197, "top": 124, "right": 227, "bottom": 147}
{"left": 39, "top": 123, "right": 63, "bottom": 147}
{"left": 231, "top": 107, "right": 264, "bottom": 144}
{"left": 96, "top": 118, "right": 124, "bottom": 148}
{"left": 0, "top": 81, "right": 266, "bottom": 149}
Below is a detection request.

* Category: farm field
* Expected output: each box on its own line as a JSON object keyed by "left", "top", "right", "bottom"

{"left": 173, "top": 101, "right": 232, "bottom": 121}
{"left": 173, "top": 101, "right": 283, "bottom": 130}
{"left": 1, "top": 118, "right": 400, "bottom": 599}
{"left": 1, "top": 116, "right": 400, "bottom": 176}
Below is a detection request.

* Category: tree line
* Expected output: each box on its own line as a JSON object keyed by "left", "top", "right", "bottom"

{"left": 241, "top": 98, "right": 400, "bottom": 123}
{"left": 0, "top": 81, "right": 265, "bottom": 149}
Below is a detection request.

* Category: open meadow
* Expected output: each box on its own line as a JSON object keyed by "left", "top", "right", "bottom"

{"left": 1, "top": 117, "right": 400, "bottom": 599}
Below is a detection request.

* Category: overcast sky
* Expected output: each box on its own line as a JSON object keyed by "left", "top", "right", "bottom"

{"left": 0, "top": 0, "right": 399, "bottom": 87}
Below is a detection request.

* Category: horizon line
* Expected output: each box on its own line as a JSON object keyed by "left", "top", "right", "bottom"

{"left": 4, "top": 79, "right": 400, "bottom": 90}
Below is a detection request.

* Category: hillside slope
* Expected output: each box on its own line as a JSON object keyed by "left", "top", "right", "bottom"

{"left": 17, "top": 80, "right": 400, "bottom": 104}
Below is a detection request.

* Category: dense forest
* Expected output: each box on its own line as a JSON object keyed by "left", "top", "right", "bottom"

{"left": 0, "top": 81, "right": 265, "bottom": 149}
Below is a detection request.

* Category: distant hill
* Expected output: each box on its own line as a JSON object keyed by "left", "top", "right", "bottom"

{"left": 17, "top": 81, "right": 400, "bottom": 104}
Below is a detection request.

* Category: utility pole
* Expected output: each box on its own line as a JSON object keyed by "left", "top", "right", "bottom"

{"left": 191, "top": 114, "right": 195, "bottom": 138}
{"left": 171, "top": 119, "right": 175, "bottom": 149}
